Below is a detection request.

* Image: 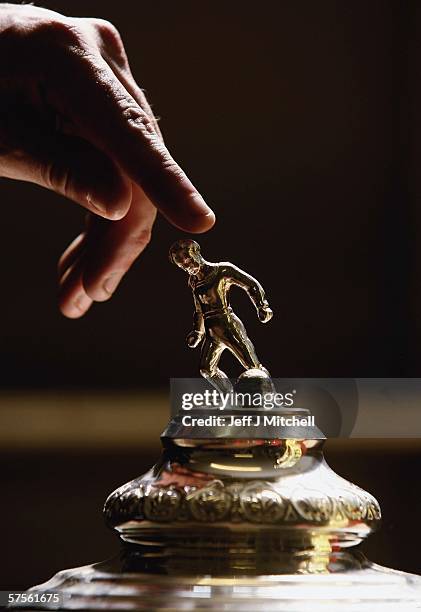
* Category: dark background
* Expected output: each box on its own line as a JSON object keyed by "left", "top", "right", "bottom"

{"left": 1, "top": 0, "right": 421, "bottom": 589}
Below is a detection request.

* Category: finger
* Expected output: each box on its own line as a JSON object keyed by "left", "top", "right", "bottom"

{"left": 58, "top": 256, "right": 93, "bottom": 319}
{"left": 57, "top": 232, "right": 86, "bottom": 278}
{"left": 86, "top": 19, "right": 163, "bottom": 138}
{"left": 1, "top": 134, "right": 132, "bottom": 220}
{"left": 81, "top": 184, "right": 157, "bottom": 301}
{"left": 106, "top": 66, "right": 163, "bottom": 140}
{"left": 49, "top": 52, "right": 215, "bottom": 232}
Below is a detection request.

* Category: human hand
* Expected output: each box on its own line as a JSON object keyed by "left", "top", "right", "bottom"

{"left": 0, "top": 4, "right": 215, "bottom": 318}
{"left": 186, "top": 330, "right": 203, "bottom": 349}
{"left": 258, "top": 305, "right": 273, "bottom": 323}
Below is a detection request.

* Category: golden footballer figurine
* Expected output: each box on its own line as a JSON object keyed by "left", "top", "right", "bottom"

{"left": 169, "top": 239, "right": 273, "bottom": 392}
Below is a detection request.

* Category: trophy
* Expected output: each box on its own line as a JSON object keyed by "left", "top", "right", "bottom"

{"left": 12, "top": 242, "right": 421, "bottom": 610}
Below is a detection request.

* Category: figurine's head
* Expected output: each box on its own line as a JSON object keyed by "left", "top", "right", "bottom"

{"left": 169, "top": 239, "right": 203, "bottom": 275}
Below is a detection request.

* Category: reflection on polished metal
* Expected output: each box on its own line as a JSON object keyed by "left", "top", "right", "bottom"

{"left": 16, "top": 243, "right": 421, "bottom": 610}
{"left": 25, "top": 436, "right": 421, "bottom": 610}
{"left": 104, "top": 437, "right": 382, "bottom": 551}
{"left": 169, "top": 239, "right": 273, "bottom": 393}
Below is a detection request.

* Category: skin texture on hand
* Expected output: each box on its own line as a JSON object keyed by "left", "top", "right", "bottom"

{"left": 0, "top": 4, "right": 215, "bottom": 318}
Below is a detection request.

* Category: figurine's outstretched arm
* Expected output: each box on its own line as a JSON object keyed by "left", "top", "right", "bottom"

{"left": 186, "top": 287, "right": 205, "bottom": 348}
{"left": 226, "top": 264, "right": 273, "bottom": 323}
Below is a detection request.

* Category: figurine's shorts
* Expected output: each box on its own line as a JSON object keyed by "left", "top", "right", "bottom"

{"left": 201, "top": 310, "right": 260, "bottom": 372}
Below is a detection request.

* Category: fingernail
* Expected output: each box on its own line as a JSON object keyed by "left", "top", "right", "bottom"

{"left": 103, "top": 273, "right": 121, "bottom": 296}
{"left": 74, "top": 293, "right": 91, "bottom": 312}
{"left": 87, "top": 193, "right": 107, "bottom": 217}
{"left": 65, "top": 293, "right": 92, "bottom": 318}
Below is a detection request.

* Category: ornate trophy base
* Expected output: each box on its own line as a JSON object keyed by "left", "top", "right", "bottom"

{"left": 27, "top": 552, "right": 421, "bottom": 611}
{"left": 14, "top": 426, "right": 421, "bottom": 610}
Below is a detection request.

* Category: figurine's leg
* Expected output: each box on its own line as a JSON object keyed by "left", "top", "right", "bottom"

{"left": 200, "top": 337, "right": 232, "bottom": 393}
{"left": 223, "top": 313, "right": 267, "bottom": 372}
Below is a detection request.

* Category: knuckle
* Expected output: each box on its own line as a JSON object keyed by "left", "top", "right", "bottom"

{"left": 90, "top": 18, "right": 127, "bottom": 65}
{"left": 30, "top": 19, "right": 86, "bottom": 48}
{"left": 22, "top": 19, "right": 95, "bottom": 72}
{"left": 129, "top": 228, "right": 152, "bottom": 250}
{"left": 39, "top": 158, "right": 71, "bottom": 197}
{"left": 121, "top": 104, "right": 156, "bottom": 135}
{"left": 0, "top": 10, "right": 91, "bottom": 72}
{"left": 39, "top": 159, "right": 56, "bottom": 190}
{"left": 93, "top": 18, "right": 122, "bottom": 44}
